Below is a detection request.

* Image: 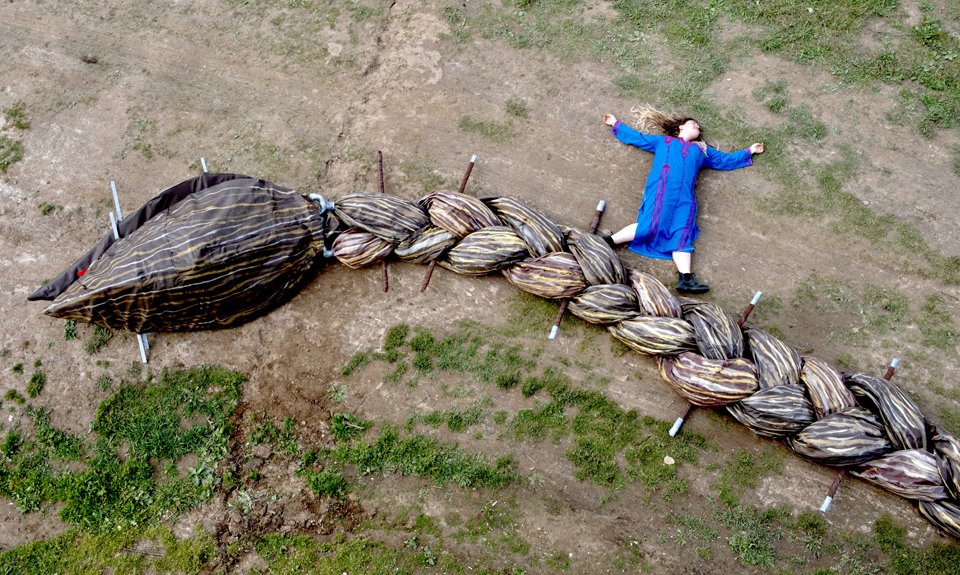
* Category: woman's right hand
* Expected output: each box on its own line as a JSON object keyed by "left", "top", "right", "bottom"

{"left": 602, "top": 114, "right": 617, "bottom": 127}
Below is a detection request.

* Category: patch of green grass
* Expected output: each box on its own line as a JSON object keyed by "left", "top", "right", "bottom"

{"left": 455, "top": 499, "right": 531, "bottom": 556}
{"left": 330, "top": 412, "right": 372, "bottom": 442}
{"left": 28, "top": 407, "right": 85, "bottom": 460}
{"left": 122, "top": 114, "right": 164, "bottom": 160}
{"left": 331, "top": 426, "right": 515, "bottom": 488}
{"left": 94, "top": 366, "right": 241, "bottom": 461}
{"left": 394, "top": 323, "right": 536, "bottom": 388}
{"left": 464, "top": 0, "right": 958, "bottom": 140}
{"left": 520, "top": 375, "right": 545, "bottom": 397}
{"left": 11, "top": 362, "right": 24, "bottom": 374}
{"left": 610, "top": 537, "right": 647, "bottom": 571}
{"left": 0, "top": 135, "right": 24, "bottom": 173}
{"left": 384, "top": 324, "right": 409, "bottom": 351}
{"left": 1, "top": 428, "right": 24, "bottom": 457}
{"left": 713, "top": 448, "right": 784, "bottom": 507}
{"left": 788, "top": 273, "right": 910, "bottom": 345}
{"left": 715, "top": 505, "right": 790, "bottom": 567}
{"left": 724, "top": 0, "right": 898, "bottom": 63}
{"left": 622, "top": 417, "right": 702, "bottom": 500}
{"left": 545, "top": 550, "right": 572, "bottom": 570}
{"left": 248, "top": 415, "right": 299, "bottom": 456}
{"left": 26, "top": 371, "right": 45, "bottom": 398}
{"left": 3, "top": 101, "right": 31, "bottom": 130}
{"left": 441, "top": 3, "right": 466, "bottom": 27}
{"left": 753, "top": 80, "right": 790, "bottom": 114}
{"left": 613, "top": 74, "right": 643, "bottom": 91}
{"left": 341, "top": 350, "right": 372, "bottom": 376}
{"left": 785, "top": 105, "right": 827, "bottom": 141}
{"left": 255, "top": 535, "right": 424, "bottom": 574}
{"left": 886, "top": 533, "right": 960, "bottom": 575}
{"left": 917, "top": 294, "right": 958, "bottom": 350}
{"left": 458, "top": 115, "right": 516, "bottom": 143}
{"left": 470, "top": 0, "right": 627, "bottom": 65}
{"left": 401, "top": 163, "right": 448, "bottom": 194}
{"left": 839, "top": 14, "right": 960, "bottom": 135}
{"left": 953, "top": 144, "right": 960, "bottom": 176}
{"left": 4, "top": 389, "right": 25, "bottom": 404}
{"left": 1, "top": 366, "right": 241, "bottom": 532}
{"left": 85, "top": 325, "right": 113, "bottom": 355}
{"left": 305, "top": 468, "right": 350, "bottom": 499}
{"left": 384, "top": 361, "right": 408, "bottom": 383}
{"left": 510, "top": 399, "right": 568, "bottom": 442}
{"left": 39, "top": 202, "right": 59, "bottom": 216}
{"left": 505, "top": 97, "right": 530, "bottom": 118}
{"left": 511, "top": 367, "right": 710, "bottom": 491}
{"left": 365, "top": 321, "right": 711, "bottom": 492}
{"left": 668, "top": 512, "right": 720, "bottom": 544}
{"left": 63, "top": 320, "right": 78, "bottom": 340}
{"left": 613, "top": 0, "right": 721, "bottom": 48}
{"left": 328, "top": 382, "right": 346, "bottom": 403}
{"left": 411, "top": 398, "right": 490, "bottom": 433}
{"left": 792, "top": 510, "right": 827, "bottom": 557}
{"left": 96, "top": 375, "right": 113, "bottom": 392}
{"left": 506, "top": 292, "right": 561, "bottom": 335}
{"left": 0, "top": 526, "right": 215, "bottom": 575}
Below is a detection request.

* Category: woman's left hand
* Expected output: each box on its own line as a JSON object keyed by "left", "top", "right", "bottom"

{"left": 749, "top": 143, "right": 764, "bottom": 154}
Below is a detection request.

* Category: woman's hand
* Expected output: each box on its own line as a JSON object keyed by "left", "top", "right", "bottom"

{"left": 749, "top": 143, "right": 764, "bottom": 154}
{"left": 602, "top": 114, "right": 617, "bottom": 127}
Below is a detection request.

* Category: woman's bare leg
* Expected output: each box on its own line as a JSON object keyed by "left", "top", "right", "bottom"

{"left": 672, "top": 251, "right": 709, "bottom": 293}
{"left": 610, "top": 224, "right": 638, "bottom": 245}
{"left": 671, "top": 251, "right": 692, "bottom": 274}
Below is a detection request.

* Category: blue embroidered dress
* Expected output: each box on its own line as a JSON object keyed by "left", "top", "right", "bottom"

{"left": 611, "top": 121, "right": 753, "bottom": 260}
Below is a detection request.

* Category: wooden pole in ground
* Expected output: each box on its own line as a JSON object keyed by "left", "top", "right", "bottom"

{"left": 377, "top": 150, "right": 389, "bottom": 293}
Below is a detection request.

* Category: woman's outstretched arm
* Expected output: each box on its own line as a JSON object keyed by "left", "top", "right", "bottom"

{"left": 602, "top": 113, "right": 660, "bottom": 152}
{"left": 703, "top": 142, "right": 763, "bottom": 171}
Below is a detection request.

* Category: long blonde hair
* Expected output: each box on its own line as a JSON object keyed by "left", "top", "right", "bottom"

{"left": 631, "top": 105, "right": 708, "bottom": 155}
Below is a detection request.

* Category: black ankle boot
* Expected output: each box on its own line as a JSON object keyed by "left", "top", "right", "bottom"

{"left": 601, "top": 235, "right": 618, "bottom": 248}
{"left": 676, "top": 272, "right": 710, "bottom": 294}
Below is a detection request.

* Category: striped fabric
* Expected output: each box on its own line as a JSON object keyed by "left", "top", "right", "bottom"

{"left": 658, "top": 352, "right": 758, "bottom": 407}
{"left": 853, "top": 449, "right": 949, "bottom": 502}
{"left": 787, "top": 407, "right": 892, "bottom": 467}
{"left": 744, "top": 328, "right": 802, "bottom": 390}
{"left": 800, "top": 356, "right": 857, "bottom": 418}
{"left": 502, "top": 252, "right": 587, "bottom": 299}
{"left": 727, "top": 385, "right": 816, "bottom": 438}
{"left": 627, "top": 269, "right": 682, "bottom": 318}
{"left": 44, "top": 178, "right": 327, "bottom": 332}
{"left": 681, "top": 299, "right": 745, "bottom": 361}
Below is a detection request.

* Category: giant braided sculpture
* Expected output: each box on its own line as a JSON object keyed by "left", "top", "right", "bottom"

{"left": 29, "top": 173, "right": 960, "bottom": 538}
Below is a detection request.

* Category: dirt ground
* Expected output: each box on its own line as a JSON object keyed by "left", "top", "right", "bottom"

{"left": 1, "top": 0, "right": 959, "bottom": 572}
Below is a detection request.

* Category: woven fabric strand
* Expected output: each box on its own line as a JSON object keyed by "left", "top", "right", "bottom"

{"left": 321, "top": 189, "right": 960, "bottom": 538}
{"left": 43, "top": 178, "right": 327, "bottom": 332}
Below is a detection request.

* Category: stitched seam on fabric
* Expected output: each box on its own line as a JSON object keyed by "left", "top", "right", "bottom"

{"left": 648, "top": 164, "right": 670, "bottom": 237}
{"left": 678, "top": 197, "right": 697, "bottom": 249}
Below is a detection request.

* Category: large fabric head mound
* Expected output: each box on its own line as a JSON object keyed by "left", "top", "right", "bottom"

{"left": 35, "top": 175, "right": 328, "bottom": 333}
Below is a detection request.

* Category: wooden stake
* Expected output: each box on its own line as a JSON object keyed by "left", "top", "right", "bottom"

{"left": 548, "top": 200, "right": 606, "bottom": 340}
